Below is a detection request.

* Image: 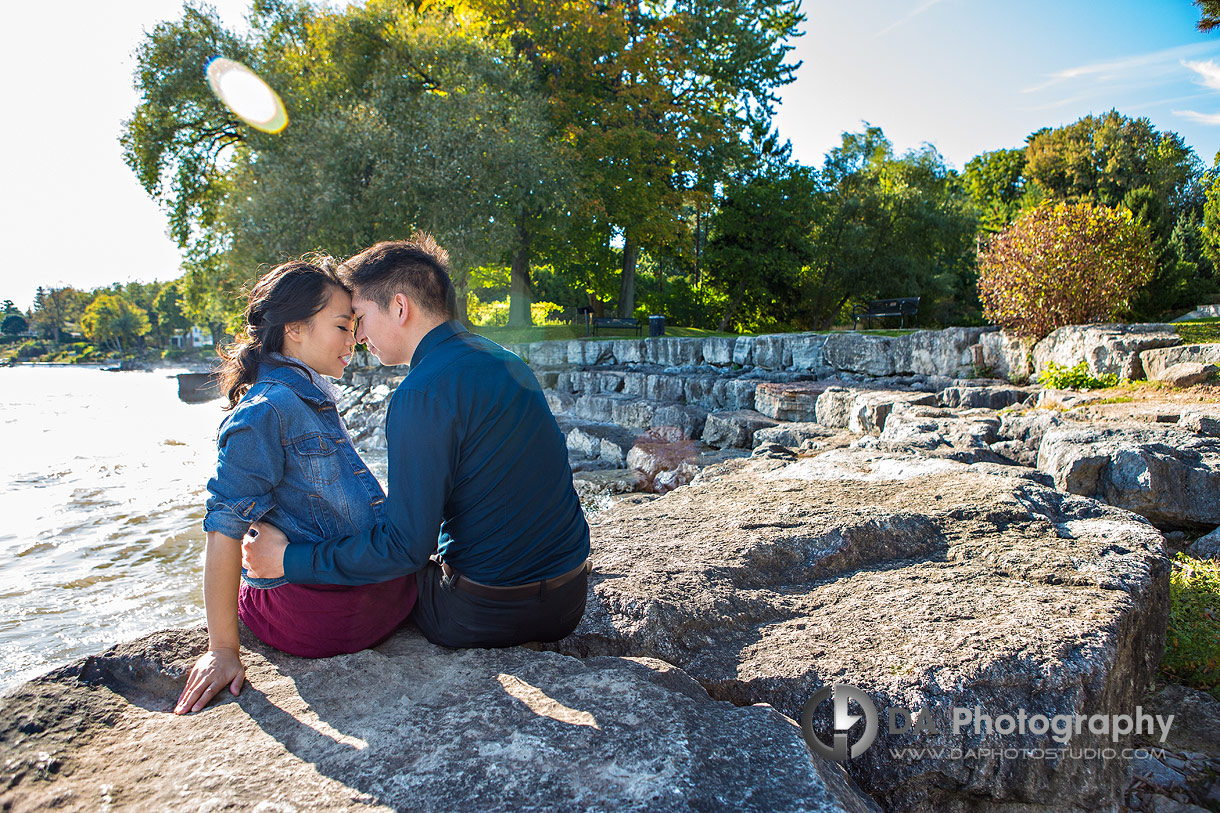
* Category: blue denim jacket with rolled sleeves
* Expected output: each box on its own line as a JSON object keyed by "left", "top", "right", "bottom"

{"left": 203, "top": 363, "right": 387, "bottom": 586}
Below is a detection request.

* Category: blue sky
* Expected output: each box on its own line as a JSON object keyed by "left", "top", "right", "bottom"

{"left": 776, "top": 0, "right": 1220, "bottom": 168}
{"left": 3, "top": 0, "right": 1220, "bottom": 310}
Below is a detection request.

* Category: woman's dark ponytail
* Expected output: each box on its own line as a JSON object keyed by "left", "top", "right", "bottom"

{"left": 217, "top": 258, "right": 343, "bottom": 410}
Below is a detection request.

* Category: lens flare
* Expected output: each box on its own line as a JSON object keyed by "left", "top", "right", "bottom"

{"left": 205, "top": 57, "right": 288, "bottom": 134}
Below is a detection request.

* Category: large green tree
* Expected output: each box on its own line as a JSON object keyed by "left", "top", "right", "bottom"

{"left": 962, "top": 148, "right": 1026, "bottom": 233}
{"left": 80, "top": 294, "right": 152, "bottom": 354}
{"left": 472, "top": 0, "right": 804, "bottom": 317}
{"left": 123, "top": 0, "right": 563, "bottom": 328}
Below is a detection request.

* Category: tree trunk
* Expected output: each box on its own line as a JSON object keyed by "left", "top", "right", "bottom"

{"left": 507, "top": 212, "right": 533, "bottom": 327}
{"left": 587, "top": 291, "right": 605, "bottom": 319}
{"left": 618, "top": 234, "right": 639, "bottom": 318}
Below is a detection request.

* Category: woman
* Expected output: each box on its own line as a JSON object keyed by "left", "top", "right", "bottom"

{"left": 175, "top": 260, "right": 415, "bottom": 715}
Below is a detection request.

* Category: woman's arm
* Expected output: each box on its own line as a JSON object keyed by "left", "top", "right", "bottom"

{"left": 175, "top": 531, "right": 246, "bottom": 714}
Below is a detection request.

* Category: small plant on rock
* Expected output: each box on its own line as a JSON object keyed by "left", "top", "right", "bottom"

{"left": 977, "top": 201, "right": 1155, "bottom": 339}
{"left": 1036, "top": 360, "right": 1119, "bottom": 390}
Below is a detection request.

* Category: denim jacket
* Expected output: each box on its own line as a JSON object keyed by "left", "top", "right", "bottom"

{"left": 203, "top": 362, "right": 387, "bottom": 588}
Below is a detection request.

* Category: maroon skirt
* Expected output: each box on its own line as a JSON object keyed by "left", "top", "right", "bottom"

{"left": 238, "top": 574, "right": 417, "bottom": 658}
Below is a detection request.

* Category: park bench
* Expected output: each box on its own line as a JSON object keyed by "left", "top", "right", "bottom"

{"left": 853, "top": 296, "right": 919, "bottom": 330}
{"left": 587, "top": 316, "right": 642, "bottom": 337}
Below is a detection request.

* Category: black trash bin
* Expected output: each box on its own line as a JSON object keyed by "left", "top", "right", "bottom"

{"left": 648, "top": 314, "right": 665, "bottom": 337}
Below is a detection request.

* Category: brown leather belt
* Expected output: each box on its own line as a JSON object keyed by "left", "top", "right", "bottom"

{"left": 438, "top": 559, "right": 592, "bottom": 600}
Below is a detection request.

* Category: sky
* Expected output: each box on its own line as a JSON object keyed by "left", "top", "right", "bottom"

{"left": 3, "top": 1, "right": 1220, "bottom": 311}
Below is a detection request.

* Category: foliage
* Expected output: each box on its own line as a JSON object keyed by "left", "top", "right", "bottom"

{"left": 1, "top": 300, "right": 19, "bottom": 316}
{"left": 468, "top": 298, "right": 564, "bottom": 328}
{"left": 1036, "top": 361, "right": 1119, "bottom": 390}
{"left": 30, "top": 286, "right": 85, "bottom": 342}
{"left": 962, "top": 148, "right": 1026, "bottom": 232}
{"left": 472, "top": 0, "right": 805, "bottom": 316}
{"left": 977, "top": 201, "right": 1155, "bottom": 339}
{"left": 16, "top": 340, "right": 47, "bottom": 360}
{"left": 704, "top": 163, "right": 818, "bottom": 331}
{"left": 1023, "top": 110, "right": 1201, "bottom": 213}
{"left": 1, "top": 314, "right": 27, "bottom": 335}
{"left": 1161, "top": 553, "right": 1220, "bottom": 700}
{"left": 124, "top": 1, "right": 565, "bottom": 329}
{"left": 80, "top": 294, "right": 151, "bottom": 353}
{"left": 1197, "top": 0, "right": 1220, "bottom": 31}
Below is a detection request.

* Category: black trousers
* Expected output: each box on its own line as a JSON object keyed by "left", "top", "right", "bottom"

{"left": 411, "top": 562, "right": 588, "bottom": 648}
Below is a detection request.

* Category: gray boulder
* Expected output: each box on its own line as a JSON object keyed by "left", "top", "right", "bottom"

{"left": 815, "top": 388, "right": 937, "bottom": 433}
{"left": 1139, "top": 342, "right": 1220, "bottom": 381}
{"left": 566, "top": 423, "right": 643, "bottom": 469}
{"left": 875, "top": 403, "right": 1006, "bottom": 464}
{"left": 755, "top": 381, "right": 835, "bottom": 421}
{"left": 994, "top": 411, "right": 1066, "bottom": 467}
{"left": 1155, "top": 361, "right": 1217, "bottom": 388}
{"left": 1187, "top": 527, "right": 1220, "bottom": 560}
{"left": 554, "top": 449, "right": 1169, "bottom": 812}
{"left": 1178, "top": 411, "right": 1220, "bottom": 437}
{"left": 701, "top": 409, "right": 780, "bottom": 449}
{"left": 0, "top": 628, "right": 879, "bottom": 813}
{"left": 978, "top": 330, "right": 1035, "bottom": 382}
{"left": 752, "top": 422, "right": 837, "bottom": 449}
{"left": 1037, "top": 423, "right": 1220, "bottom": 527}
{"left": 1032, "top": 324, "right": 1180, "bottom": 381}
{"left": 938, "top": 384, "right": 1035, "bottom": 410}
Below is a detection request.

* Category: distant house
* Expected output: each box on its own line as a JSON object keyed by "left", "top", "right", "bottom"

{"left": 171, "top": 327, "right": 215, "bottom": 348}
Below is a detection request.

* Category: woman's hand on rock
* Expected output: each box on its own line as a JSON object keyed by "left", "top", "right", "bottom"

{"left": 174, "top": 647, "right": 245, "bottom": 715}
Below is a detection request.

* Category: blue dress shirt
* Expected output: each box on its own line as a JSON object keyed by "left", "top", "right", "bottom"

{"left": 283, "top": 321, "right": 590, "bottom": 586}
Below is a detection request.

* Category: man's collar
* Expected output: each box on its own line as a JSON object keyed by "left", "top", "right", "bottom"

{"left": 410, "top": 320, "right": 467, "bottom": 368}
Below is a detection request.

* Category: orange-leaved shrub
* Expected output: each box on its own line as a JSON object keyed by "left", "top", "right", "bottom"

{"left": 977, "top": 201, "right": 1154, "bottom": 339}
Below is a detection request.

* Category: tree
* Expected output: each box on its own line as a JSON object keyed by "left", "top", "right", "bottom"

{"left": 30, "top": 286, "right": 83, "bottom": 342}
{"left": 1197, "top": 0, "right": 1220, "bottom": 30}
{"left": 1, "top": 300, "right": 19, "bottom": 317}
{"left": 704, "top": 164, "right": 817, "bottom": 331}
{"left": 1023, "top": 111, "right": 1201, "bottom": 215}
{"left": 977, "top": 201, "right": 1155, "bottom": 340}
{"left": 471, "top": 0, "right": 805, "bottom": 317}
{"left": 2, "top": 314, "right": 27, "bottom": 335}
{"left": 124, "top": 1, "right": 567, "bottom": 330}
{"left": 153, "top": 283, "right": 191, "bottom": 344}
{"left": 962, "top": 148, "right": 1026, "bottom": 233}
{"left": 80, "top": 294, "right": 152, "bottom": 354}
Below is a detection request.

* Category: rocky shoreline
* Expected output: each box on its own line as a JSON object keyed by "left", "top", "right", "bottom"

{"left": 3, "top": 323, "right": 1219, "bottom": 811}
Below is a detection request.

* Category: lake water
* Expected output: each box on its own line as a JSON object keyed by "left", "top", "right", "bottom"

{"left": 0, "top": 366, "right": 387, "bottom": 691}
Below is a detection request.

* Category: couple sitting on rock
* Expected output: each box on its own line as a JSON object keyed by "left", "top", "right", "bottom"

{"left": 175, "top": 236, "right": 591, "bottom": 715}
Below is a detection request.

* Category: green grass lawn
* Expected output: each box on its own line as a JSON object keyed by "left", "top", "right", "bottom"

{"left": 1175, "top": 320, "right": 1220, "bottom": 345}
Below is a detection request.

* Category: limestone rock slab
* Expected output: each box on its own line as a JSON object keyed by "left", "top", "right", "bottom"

{"left": 0, "top": 629, "right": 880, "bottom": 813}
{"left": 1139, "top": 343, "right": 1220, "bottom": 381}
{"left": 755, "top": 381, "right": 836, "bottom": 422}
{"left": 701, "top": 409, "right": 780, "bottom": 449}
{"left": 1032, "top": 324, "right": 1180, "bottom": 381}
{"left": 1037, "top": 423, "right": 1220, "bottom": 527}
{"left": 553, "top": 450, "right": 1169, "bottom": 812}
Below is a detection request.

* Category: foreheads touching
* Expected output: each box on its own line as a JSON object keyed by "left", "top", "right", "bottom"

{"left": 337, "top": 234, "right": 457, "bottom": 323}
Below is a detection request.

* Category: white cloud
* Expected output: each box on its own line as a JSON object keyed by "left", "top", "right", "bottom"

{"left": 1174, "top": 109, "right": 1220, "bottom": 125}
{"left": 1183, "top": 58, "right": 1220, "bottom": 92}
{"left": 1023, "top": 42, "right": 1218, "bottom": 94}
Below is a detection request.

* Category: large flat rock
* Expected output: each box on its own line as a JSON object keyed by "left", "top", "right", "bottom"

{"left": 0, "top": 627, "right": 880, "bottom": 813}
{"left": 1037, "top": 423, "right": 1220, "bottom": 528}
{"left": 1139, "top": 343, "right": 1220, "bottom": 381}
{"left": 550, "top": 449, "right": 1170, "bottom": 812}
{"left": 1032, "top": 324, "right": 1180, "bottom": 381}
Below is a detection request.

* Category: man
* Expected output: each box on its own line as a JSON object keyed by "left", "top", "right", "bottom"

{"left": 242, "top": 235, "right": 591, "bottom": 647}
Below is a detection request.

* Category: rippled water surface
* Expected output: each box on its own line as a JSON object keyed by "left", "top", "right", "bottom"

{"left": 0, "top": 366, "right": 395, "bottom": 691}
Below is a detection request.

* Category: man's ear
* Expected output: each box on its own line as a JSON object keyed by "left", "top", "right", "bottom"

{"left": 394, "top": 293, "right": 411, "bottom": 326}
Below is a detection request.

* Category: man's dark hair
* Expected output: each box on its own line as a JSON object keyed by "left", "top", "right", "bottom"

{"left": 339, "top": 234, "right": 457, "bottom": 319}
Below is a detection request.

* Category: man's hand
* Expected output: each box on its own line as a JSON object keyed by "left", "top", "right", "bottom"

{"left": 242, "top": 521, "right": 288, "bottom": 579}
